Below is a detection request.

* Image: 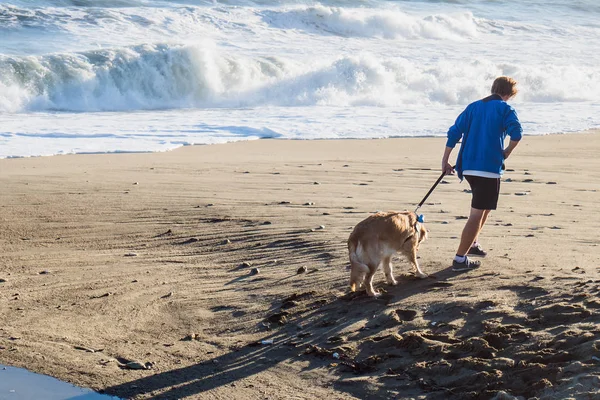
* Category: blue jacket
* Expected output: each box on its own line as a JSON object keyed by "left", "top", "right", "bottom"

{"left": 446, "top": 94, "right": 523, "bottom": 180}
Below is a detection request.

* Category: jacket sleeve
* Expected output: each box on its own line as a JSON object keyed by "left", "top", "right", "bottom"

{"left": 445, "top": 107, "right": 470, "bottom": 148}
{"left": 504, "top": 106, "right": 523, "bottom": 141}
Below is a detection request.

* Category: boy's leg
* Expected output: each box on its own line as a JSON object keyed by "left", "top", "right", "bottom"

{"left": 473, "top": 209, "right": 490, "bottom": 244}
{"left": 452, "top": 207, "right": 485, "bottom": 271}
{"left": 457, "top": 207, "right": 486, "bottom": 256}
{"left": 462, "top": 175, "right": 499, "bottom": 257}
{"left": 453, "top": 175, "right": 499, "bottom": 270}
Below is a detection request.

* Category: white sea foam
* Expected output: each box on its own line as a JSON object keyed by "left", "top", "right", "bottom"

{"left": 262, "top": 5, "right": 478, "bottom": 40}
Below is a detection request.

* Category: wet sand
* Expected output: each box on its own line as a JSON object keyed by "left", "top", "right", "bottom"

{"left": 1, "top": 132, "right": 599, "bottom": 399}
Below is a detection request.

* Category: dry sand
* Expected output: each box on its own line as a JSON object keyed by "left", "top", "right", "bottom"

{"left": 1, "top": 132, "right": 600, "bottom": 400}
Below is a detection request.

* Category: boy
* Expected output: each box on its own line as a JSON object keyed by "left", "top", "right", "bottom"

{"left": 442, "top": 76, "right": 523, "bottom": 271}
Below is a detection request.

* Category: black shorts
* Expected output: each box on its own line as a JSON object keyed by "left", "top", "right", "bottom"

{"left": 465, "top": 175, "right": 500, "bottom": 210}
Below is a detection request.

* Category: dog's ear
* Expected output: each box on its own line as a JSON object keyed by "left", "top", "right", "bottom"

{"left": 419, "top": 223, "right": 428, "bottom": 242}
{"left": 409, "top": 211, "right": 418, "bottom": 225}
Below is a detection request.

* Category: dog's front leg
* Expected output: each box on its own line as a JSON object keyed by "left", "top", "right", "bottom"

{"left": 408, "top": 251, "right": 428, "bottom": 279}
{"left": 382, "top": 256, "right": 397, "bottom": 286}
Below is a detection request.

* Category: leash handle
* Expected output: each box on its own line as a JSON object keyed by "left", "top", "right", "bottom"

{"left": 414, "top": 166, "right": 454, "bottom": 214}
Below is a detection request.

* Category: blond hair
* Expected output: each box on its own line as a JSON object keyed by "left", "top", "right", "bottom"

{"left": 491, "top": 76, "right": 518, "bottom": 98}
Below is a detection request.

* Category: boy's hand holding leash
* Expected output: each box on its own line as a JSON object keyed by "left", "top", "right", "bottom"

{"left": 442, "top": 162, "right": 455, "bottom": 176}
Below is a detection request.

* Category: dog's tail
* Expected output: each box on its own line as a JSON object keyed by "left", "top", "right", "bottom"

{"left": 348, "top": 240, "right": 369, "bottom": 292}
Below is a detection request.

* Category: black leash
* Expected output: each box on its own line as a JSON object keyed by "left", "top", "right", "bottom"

{"left": 414, "top": 166, "right": 454, "bottom": 221}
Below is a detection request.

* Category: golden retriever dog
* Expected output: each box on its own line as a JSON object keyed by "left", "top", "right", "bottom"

{"left": 348, "top": 211, "right": 428, "bottom": 297}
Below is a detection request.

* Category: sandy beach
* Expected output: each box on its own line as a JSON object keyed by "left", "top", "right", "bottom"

{"left": 1, "top": 132, "right": 600, "bottom": 400}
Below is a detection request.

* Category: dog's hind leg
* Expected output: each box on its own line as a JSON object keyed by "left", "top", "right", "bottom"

{"left": 364, "top": 266, "right": 379, "bottom": 297}
{"left": 382, "top": 256, "right": 397, "bottom": 286}
{"left": 349, "top": 241, "right": 369, "bottom": 292}
{"left": 349, "top": 260, "right": 368, "bottom": 292}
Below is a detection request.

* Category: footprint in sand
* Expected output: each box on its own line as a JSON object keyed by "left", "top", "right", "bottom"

{"left": 529, "top": 302, "right": 592, "bottom": 325}
{"left": 394, "top": 309, "right": 418, "bottom": 321}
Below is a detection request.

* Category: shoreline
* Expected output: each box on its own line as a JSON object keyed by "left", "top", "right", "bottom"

{"left": 1, "top": 131, "right": 599, "bottom": 399}
{"left": 1, "top": 128, "right": 598, "bottom": 161}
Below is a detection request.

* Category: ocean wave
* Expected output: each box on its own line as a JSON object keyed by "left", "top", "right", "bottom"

{"left": 1, "top": 42, "right": 598, "bottom": 113}
{"left": 0, "top": 4, "right": 176, "bottom": 32}
{"left": 0, "top": 42, "right": 293, "bottom": 112}
{"left": 262, "top": 5, "right": 478, "bottom": 40}
{"left": 0, "top": 4, "right": 66, "bottom": 30}
{"left": 2, "top": 2, "right": 589, "bottom": 47}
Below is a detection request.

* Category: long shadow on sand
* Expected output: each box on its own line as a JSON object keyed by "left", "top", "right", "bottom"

{"left": 102, "top": 264, "right": 600, "bottom": 400}
{"left": 101, "top": 264, "right": 462, "bottom": 399}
